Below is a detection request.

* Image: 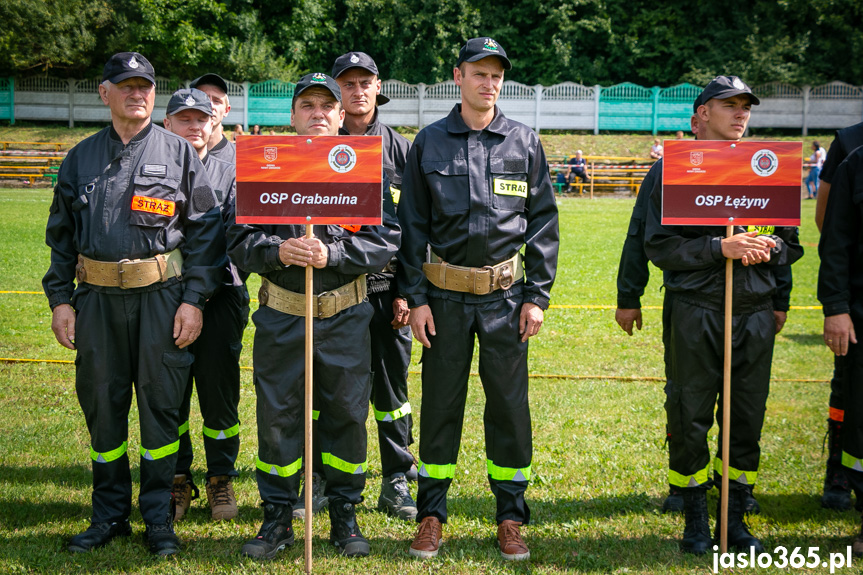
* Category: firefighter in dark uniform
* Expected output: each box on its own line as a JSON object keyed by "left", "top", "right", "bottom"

{"left": 162, "top": 88, "right": 250, "bottom": 522}
{"left": 190, "top": 73, "right": 236, "bottom": 164}
{"left": 332, "top": 50, "right": 417, "bottom": 521}
{"left": 820, "top": 145, "right": 863, "bottom": 555}
{"left": 43, "top": 53, "right": 226, "bottom": 556}
{"left": 398, "top": 38, "right": 559, "bottom": 561}
{"left": 228, "top": 73, "right": 400, "bottom": 560}
{"left": 644, "top": 76, "right": 803, "bottom": 555}
{"left": 814, "top": 120, "right": 863, "bottom": 510}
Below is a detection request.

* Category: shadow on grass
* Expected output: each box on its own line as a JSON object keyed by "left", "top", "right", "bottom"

{"left": 0, "top": 463, "right": 91, "bottom": 489}
{"left": 783, "top": 332, "right": 828, "bottom": 347}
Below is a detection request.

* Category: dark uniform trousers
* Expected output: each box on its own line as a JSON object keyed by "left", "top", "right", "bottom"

{"left": 665, "top": 297, "right": 774, "bottom": 492}
{"left": 368, "top": 287, "right": 414, "bottom": 476}
{"left": 836, "top": 310, "right": 863, "bottom": 496}
{"left": 176, "top": 284, "right": 250, "bottom": 478}
{"left": 253, "top": 303, "right": 373, "bottom": 508}
{"left": 73, "top": 281, "right": 191, "bottom": 525}
{"left": 417, "top": 296, "right": 531, "bottom": 525}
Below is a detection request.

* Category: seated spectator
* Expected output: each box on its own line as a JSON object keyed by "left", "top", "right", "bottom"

{"left": 675, "top": 130, "right": 685, "bottom": 139}
{"left": 649, "top": 138, "right": 663, "bottom": 159}
{"left": 555, "top": 168, "right": 570, "bottom": 193}
{"left": 568, "top": 150, "right": 590, "bottom": 182}
{"left": 251, "top": 124, "right": 262, "bottom": 135}
{"left": 232, "top": 124, "right": 244, "bottom": 142}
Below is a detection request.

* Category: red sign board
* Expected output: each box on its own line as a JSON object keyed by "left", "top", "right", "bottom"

{"left": 661, "top": 140, "right": 802, "bottom": 226}
{"left": 235, "top": 135, "right": 383, "bottom": 225}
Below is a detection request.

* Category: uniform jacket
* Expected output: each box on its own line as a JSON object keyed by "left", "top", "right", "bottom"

{"left": 208, "top": 135, "right": 236, "bottom": 164}
{"left": 203, "top": 152, "right": 248, "bottom": 288}
{"left": 821, "top": 122, "right": 863, "bottom": 184}
{"left": 644, "top": 161, "right": 802, "bottom": 312}
{"left": 819, "top": 146, "right": 863, "bottom": 317}
{"left": 396, "top": 104, "right": 559, "bottom": 309}
{"left": 226, "top": 173, "right": 400, "bottom": 294}
{"left": 43, "top": 122, "right": 226, "bottom": 310}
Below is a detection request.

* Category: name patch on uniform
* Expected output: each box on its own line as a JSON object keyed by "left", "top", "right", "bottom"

{"left": 142, "top": 164, "right": 168, "bottom": 177}
{"left": 390, "top": 186, "right": 401, "bottom": 205}
{"left": 747, "top": 225, "right": 775, "bottom": 235}
{"left": 339, "top": 224, "right": 361, "bottom": 233}
{"left": 132, "top": 195, "right": 175, "bottom": 217}
{"left": 494, "top": 178, "right": 528, "bottom": 198}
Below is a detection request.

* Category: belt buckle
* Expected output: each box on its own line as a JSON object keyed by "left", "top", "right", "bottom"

{"left": 317, "top": 290, "right": 335, "bottom": 318}
{"left": 498, "top": 264, "right": 514, "bottom": 290}
{"left": 117, "top": 259, "right": 132, "bottom": 288}
{"left": 479, "top": 266, "right": 496, "bottom": 295}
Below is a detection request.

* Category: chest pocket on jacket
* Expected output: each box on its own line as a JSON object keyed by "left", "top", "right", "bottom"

{"left": 490, "top": 156, "right": 529, "bottom": 212}
{"left": 129, "top": 175, "right": 181, "bottom": 228}
{"left": 422, "top": 158, "right": 469, "bottom": 213}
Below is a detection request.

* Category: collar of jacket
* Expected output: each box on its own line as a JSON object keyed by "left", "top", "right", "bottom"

{"left": 338, "top": 107, "right": 381, "bottom": 136}
{"left": 109, "top": 120, "right": 153, "bottom": 144}
{"left": 446, "top": 104, "right": 507, "bottom": 136}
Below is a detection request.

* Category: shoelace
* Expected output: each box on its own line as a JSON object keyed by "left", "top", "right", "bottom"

{"left": 414, "top": 520, "right": 440, "bottom": 547}
{"left": 500, "top": 522, "right": 526, "bottom": 549}
{"left": 211, "top": 480, "right": 233, "bottom": 506}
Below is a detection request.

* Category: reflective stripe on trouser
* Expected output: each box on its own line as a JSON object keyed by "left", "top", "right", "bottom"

{"left": 368, "top": 288, "right": 415, "bottom": 476}
{"left": 836, "top": 319, "right": 863, "bottom": 496}
{"left": 416, "top": 296, "right": 531, "bottom": 525}
{"left": 73, "top": 284, "right": 190, "bottom": 524}
{"left": 176, "top": 285, "right": 249, "bottom": 479}
{"left": 665, "top": 298, "right": 772, "bottom": 493}
{"left": 712, "top": 458, "right": 757, "bottom": 486}
{"left": 251, "top": 302, "right": 372, "bottom": 507}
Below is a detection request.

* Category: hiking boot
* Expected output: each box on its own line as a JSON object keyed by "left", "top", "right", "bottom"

{"left": 680, "top": 488, "right": 711, "bottom": 555}
{"left": 744, "top": 491, "right": 761, "bottom": 515}
{"left": 171, "top": 474, "right": 199, "bottom": 522}
{"left": 144, "top": 515, "right": 181, "bottom": 557}
{"left": 328, "top": 498, "right": 369, "bottom": 557}
{"left": 497, "top": 519, "right": 530, "bottom": 561}
{"left": 241, "top": 503, "right": 294, "bottom": 559}
{"left": 409, "top": 516, "right": 442, "bottom": 559}
{"left": 823, "top": 419, "right": 852, "bottom": 510}
{"left": 293, "top": 473, "right": 328, "bottom": 519}
{"left": 378, "top": 474, "right": 418, "bottom": 521}
{"left": 662, "top": 486, "right": 684, "bottom": 514}
{"left": 68, "top": 520, "right": 132, "bottom": 553}
{"left": 715, "top": 489, "right": 764, "bottom": 553}
{"left": 206, "top": 475, "right": 238, "bottom": 521}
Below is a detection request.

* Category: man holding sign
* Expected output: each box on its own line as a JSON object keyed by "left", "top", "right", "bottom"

{"left": 228, "top": 73, "right": 400, "bottom": 559}
{"left": 644, "top": 76, "right": 803, "bottom": 554}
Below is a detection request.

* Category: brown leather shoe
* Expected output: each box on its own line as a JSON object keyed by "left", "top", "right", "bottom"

{"left": 409, "top": 516, "right": 442, "bottom": 559}
{"left": 206, "top": 475, "right": 238, "bottom": 520}
{"left": 497, "top": 520, "right": 530, "bottom": 561}
{"left": 171, "top": 474, "right": 197, "bottom": 522}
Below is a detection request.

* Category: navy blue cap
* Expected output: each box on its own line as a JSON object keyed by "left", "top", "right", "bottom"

{"left": 166, "top": 88, "right": 214, "bottom": 116}
{"left": 190, "top": 73, "right": 229, "bottom": 95}
{"left": 102, "top": 52, "right": 155, "bottom": 85}
{"left": 331, "top": 52, "right": 390, "bottom": 106}
{"left": 694, "top": 76, "right": 760, "bottom": 112}
{"left": 292, "top": 73, "right": 342, "bottom": 105}
{"left": 456, "top": 37, "right": 512, "bottom": 70}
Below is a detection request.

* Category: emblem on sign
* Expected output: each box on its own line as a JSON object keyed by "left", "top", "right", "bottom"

{"left": 751, "top": 149, "right": 778, "bottom": 177}
{"left": 264, "top": 147, "right": 278, "bottom": 162}
{"left": 690, "top": 152, "right": 703, "bottom": 166}
{"left": 328, "top": 145, "right": 357, "bottom": 173}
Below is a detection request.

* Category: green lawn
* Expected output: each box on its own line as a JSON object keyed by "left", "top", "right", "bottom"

{"left": 0, "top": 189, "right": 851, "bottom": 574}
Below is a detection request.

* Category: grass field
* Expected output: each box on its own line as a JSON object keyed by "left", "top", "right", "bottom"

{"left": 0, "top": 186, "right": 852, "bottom": 574}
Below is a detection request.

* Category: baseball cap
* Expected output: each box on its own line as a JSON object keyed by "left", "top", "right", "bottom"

{"left": 292, "top": 73, "right": 342, "bottom": 105}
{"left": 190, "top": 73, "right": 229, "bottom": 95}
{"left": 331, "top": 52, "right": 390, "bottom": 106}
{"left": 102, "top": 52, "right": 156, "bottom": 85}
{"left": 166, "top": 88, "right": 215, "bottom": 117}
{"left": 694, "top": 76, "right": 760, "bottom": 112}
{"left": 456, "top": 37, "right": 512, "bottom": 70}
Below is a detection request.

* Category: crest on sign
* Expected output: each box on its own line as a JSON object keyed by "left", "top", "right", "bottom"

{"left": 264, "top": 147, "right": 278, "bottom": 162}
{"left": 690, "top": 152, "right": 703, "bottom": 166}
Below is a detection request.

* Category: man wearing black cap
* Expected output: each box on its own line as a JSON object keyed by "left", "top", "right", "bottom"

{"left": 398, "top": 37, "right": 559, "bottom": 561}
{"left": 228, "top": 72, "right": 401, "bottom": 559}
{"left": 43, "top": 53, "right": 226, "bottom": 556}
{"left": 190, "top": 73, "right": 235, "bottom": 163}
{"left": 162, "top": 88, "right": 250, "bottom": 523}
{"left": 644, "top": 76, "right": 803, "bottom": 555}
{"left": 331, "top": 51, "right": 417, "bottom": 521}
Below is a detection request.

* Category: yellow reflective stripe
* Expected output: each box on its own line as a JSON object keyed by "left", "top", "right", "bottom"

{"left": 713, "top": 458, "right": 757, "bottom": 485}
{"left": 178, "top": 420, "right": 189, "bottom": 436}
{"left": 202, "top": 423, "right": 239, "bottom": 440}
{"left": 842, "top": 451, "right": 863, "bottom": 472}
{"left": 373, "top": 402, "right": 412, "bottom": 422}
{"left": 669, "top": 462, "right": 711, "bottom": 488}
{"left": 256, "top": 456, "right": 302, "bottom": 477}
{"left": 139, "top": 440, "right": 179, "bottom": 461}
{"left": 322, "top": 452, "right": 367, "bottom": 475}
{"left": 486, "top": 460, "right": 531, "bottom": 482}
{"left": 747, "top": 225, "right": 775, "bottom": 235}
{"left": 418, "top": 460, "right": 456, "bottom": 480}
{"left": 90, "top": 441, "right": 127, "bottom": 463}
{"left": 313, "top": 410, "right": 319, "bottom": 421}
{"left": 391, "top": 186, "right": 401, "bottom": 205}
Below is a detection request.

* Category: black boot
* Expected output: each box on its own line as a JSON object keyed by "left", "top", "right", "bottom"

{"left": 144, "top": 509, "right": 180, "bottom": 557}
{"left": 329, "top": 498, "right": 369, "bottom": 557}
{"left": 715, "top": 488, "right": 764, "bottom": 553}
{"left": 662, "top": 486, "right": 684, "bottom": 514}
{"left": 822, "top": 418, "right": 852, "bottom": 510}
{"left": 680, "top": 488, "right": 711, "bottom": 555}
{"left": 68, "top": 520, "right": 132, "bottom": 553}
{"left": 241, "top": 503, "right": 294, "bottom": 559}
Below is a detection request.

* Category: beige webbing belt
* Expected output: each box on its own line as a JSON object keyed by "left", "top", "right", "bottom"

{"left": 258, "top": 276, "right": 367, "bottom": 319}
{"left": 422, "top": 252, "right": 523, "bottom": 295}
{"left": 76, "top": 249, "right": 183, "bottom": 289}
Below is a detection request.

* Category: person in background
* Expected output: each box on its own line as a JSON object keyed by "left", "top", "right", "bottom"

{"left": 806, "top": 140, "right": 826, "bottom": 199}
{"left": 649, "top": 138, "right": 663, "bottom": 159}
{"left": 568, "top": 150, "right": 590, "bottom": 183}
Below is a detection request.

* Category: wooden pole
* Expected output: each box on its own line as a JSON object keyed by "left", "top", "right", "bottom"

{"left": 720, "top": 223, "right": 733, "bottom": 554}
{"left": 304, "top": 222, "right": 314, "bottom": 574}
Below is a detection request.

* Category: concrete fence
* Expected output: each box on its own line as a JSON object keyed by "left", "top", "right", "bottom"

{"left": 1, "top": 77, "right": 861, "bottom": 135}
